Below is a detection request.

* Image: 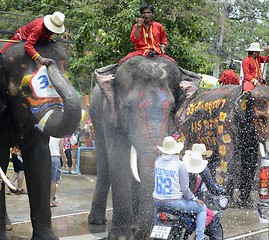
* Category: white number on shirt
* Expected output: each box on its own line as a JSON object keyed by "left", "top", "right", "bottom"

{"left": 156, "top": 176, "right": 172, "bottom": 195}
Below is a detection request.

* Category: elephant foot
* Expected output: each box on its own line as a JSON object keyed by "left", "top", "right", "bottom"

{"left": 31, "top": 229, "right": 59, "bottom": 240}
{"left": 5, "top": 214, "right": 12, "bottom": 231}
{"left": 236, "top": 196, "right": 255, "bottom": 209}
{"left": 108, "top": 228, "right": 134, "bottom": 240}
{"left": 88, "top": 211, "right": 107, "bottom": 225}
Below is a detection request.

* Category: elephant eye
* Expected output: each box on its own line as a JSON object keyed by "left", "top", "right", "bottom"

{"left": 258, "top": 115, "right": 267, "bottom": 126}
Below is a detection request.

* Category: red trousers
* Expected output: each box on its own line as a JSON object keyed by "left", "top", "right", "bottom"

{"left": 119, "top": 51, "right": 176, "bottom": 64}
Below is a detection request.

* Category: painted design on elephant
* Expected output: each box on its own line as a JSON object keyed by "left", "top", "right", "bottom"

{"left": 137, "top": 85, "right": 170, "bottom": 145}
{"left": 241, "top": 99, "right": 246, "bottom": 111}
{"left": 186, "top": 98, "right": 226, "bottom": 116}
{"left": 253, "top": 103, "right": 269, "bottom": 140}
{"left": 219, "top": 145, "right": 226, "bottom": 156}
{"left": 20, "top": 66, "right": 64, "bottom": 131}
{"left": 222, "top": 134, "right": 231, "bottom": 143}
{"left": 220, "top": 160, "right": 227, "bottom": 172}
{"left": 219, "top": 112, "right": 226, "bottom": 121}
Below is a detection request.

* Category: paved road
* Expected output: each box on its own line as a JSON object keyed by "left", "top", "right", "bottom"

{"left": 5, "top": 173, "right": 269, "bottom": 239}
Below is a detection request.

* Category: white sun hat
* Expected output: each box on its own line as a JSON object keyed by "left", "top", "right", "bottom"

{"left": 245, "top": 42, "right": 264, "bottom": 52}
{"left": 44, "top": 12, "right": 65, "bottom": 34}
{"left": 157, "top": 136, "right": 184, "bottom": 155}
{"left": 191, "top": 143, "right": 213, "bottom": 157}
{"left": 183, "top": 151, "right": 208, "bottom": 174}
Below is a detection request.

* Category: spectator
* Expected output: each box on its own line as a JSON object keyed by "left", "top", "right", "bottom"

{"left": 9, "top": 146, "right": 27, "bottom": 195}
{"left": 49, "top": 136, "right": 64, "bottom": 207}
{"left": 63, "top": 136, "right": 73, "bottom": 174}
{"left": 219, "top": 64, "right": 239, "bottom": 85}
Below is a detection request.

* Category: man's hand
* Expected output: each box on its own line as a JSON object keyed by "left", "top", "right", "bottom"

{"left": 195, "top": 199, "right": 204, "bottom": 207}
{"left": 49, "top": 39, "right": 57, "bottom": 43}
{"left": 136, "top": 18, "right": 144, "bottom": 26}
{"left": 37, "top": 56, "right": 50, "bottom": 66}
{"left": 264, "top": 46, "right": 269, "bottom": 53}
{"left": 157, "top": 43, "right": 166, "bottom": 54}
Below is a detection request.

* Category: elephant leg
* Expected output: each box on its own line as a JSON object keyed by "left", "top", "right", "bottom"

{"left": 22, "top": 134, "right": 58, "bottom": 240}
{"left": 5, "top": 211, "right": 12, "bottom": 231}
{"left": 0, "top": 131, "right": 11, "bottom": 240}
{"left": 88, "top": 131, "right": 110, "bottom": 225}
{"left": 238, "top": 144, "right": 258, "bottom": 207}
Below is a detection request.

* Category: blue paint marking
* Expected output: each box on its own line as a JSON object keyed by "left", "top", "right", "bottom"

{"left": 30, "top": 103, "right": 64, "bottom": 113}
{"left": 137, "top": 86, "right": 168, "bottom": 140}
{"left": 38, "top": 75, "right": 49, "bottom": 89}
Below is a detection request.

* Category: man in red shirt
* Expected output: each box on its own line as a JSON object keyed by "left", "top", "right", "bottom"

{"left": 219, "top": 63, "right": 239, "bottom": 85}
{"left": 0, "top": 11, "right": 65, "bottom": 66}
{"left": 119, "top": 4, "right": 175, "bottom": 64}
{"left": 242, "top": 42, "right": 269, "bottom": 91}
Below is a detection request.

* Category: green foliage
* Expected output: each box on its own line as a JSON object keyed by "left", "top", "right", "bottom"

{"left": 0, "top": 0, "right": 268, "bottom": 94}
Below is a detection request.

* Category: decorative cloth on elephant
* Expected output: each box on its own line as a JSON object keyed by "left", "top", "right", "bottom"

{"left": 185, "top": 143, "right": 213, "bottom": 158}
{"left": 0, "top": 12, "right": 65, "bottom": 61}
{"left": 156, "top": 136, "right": 184, "bottom": 155}
{"left": 242, "top": 42, "right": 269, "bottom": 91}
{"left": 183, "top": 151, "right": 208, "bottom": 174}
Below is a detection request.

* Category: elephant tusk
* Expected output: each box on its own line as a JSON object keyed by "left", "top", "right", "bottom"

{"left": 130, "top": 145, "right": 141, "bottom": 183}
{"left": 259, "top": 142, "right": 266, "bottom": 157}
{"left": 0, "top": 167, "right": 16, "bottom": 191}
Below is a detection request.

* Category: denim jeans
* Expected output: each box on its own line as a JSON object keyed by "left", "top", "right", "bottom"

{"left": 155, "top": 198, "right": 207, "bottom": 240}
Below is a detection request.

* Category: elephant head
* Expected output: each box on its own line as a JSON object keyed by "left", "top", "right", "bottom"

{"left": 242, "top": 86, "right": 269, "bottom": 155}
{"left": 1, "top": 41, "right": 81, "bottom": 138}
{"left": 89, "top": 56, "right": 201, "bottom": 238}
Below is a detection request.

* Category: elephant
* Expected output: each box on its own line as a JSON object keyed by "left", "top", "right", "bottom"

{"left": 0, "top": 41, "right": 81, "bottom": 239}
{"left": 88, "top": 55, "right": 202, "bottom": 239}
{"left": 176, "top": 84, "right": 269, "bottom": 206}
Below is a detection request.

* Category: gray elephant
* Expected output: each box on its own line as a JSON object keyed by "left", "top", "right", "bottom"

{"left": 88, "top": 56, "right": 201, "bottom": 239}
{"left": 0, "top": 41, "right": 81, "bottom": 239}
{"left": 177, "top": 84, "right": 269, "bottom": 206}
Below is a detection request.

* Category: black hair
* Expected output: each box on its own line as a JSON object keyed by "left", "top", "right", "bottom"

{"left": 248, "top": 51, "right": 254, "bottom": 55}
{"left": 140, "top": 4, "right": 154, "bottom": 14}
{"left": 229, "top": 64, "right": 236, "bottom": 70}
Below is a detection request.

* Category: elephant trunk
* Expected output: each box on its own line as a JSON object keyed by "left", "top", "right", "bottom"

{"left": 137, "top": 151, "right": 157, "bottom": 238}
{"left": 43, "top": 60, "right": 81, "bottom": 137}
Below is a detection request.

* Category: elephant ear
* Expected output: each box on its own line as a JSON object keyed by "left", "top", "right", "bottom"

{"left": 94, "top": 64, "right": 119, "bottom": 117}
{"left": 0, "top": 54, "right": 7, "bottom": 114}
{"left": 173, "top": 66, "right": 202, "bottom": 127}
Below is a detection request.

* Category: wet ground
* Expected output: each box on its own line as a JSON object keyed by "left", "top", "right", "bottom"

{"left": 4, "top": 172, "right": 269, "bottom": 240}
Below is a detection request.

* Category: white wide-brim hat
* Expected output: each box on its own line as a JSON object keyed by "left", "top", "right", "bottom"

{"left": 183, "top": 151, "right": 208, "bottom": 174}
{"left": 245, "top": 42, "right": 264, "bottom": 52}
{"left": 157, "top": 136, "right": 184, "bottom": 155}
{"left": 191, "top": 143, "right": 213, "bottom": 157}
{"left": 44, "top": 12, "right": 65, "bottom": 34}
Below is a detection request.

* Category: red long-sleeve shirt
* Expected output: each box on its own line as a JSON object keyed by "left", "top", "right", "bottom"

{"left": 242, "top": 55, "right": 269, "bottom": 84}
{"left": 18, "top": 17, "right": 53, "bottom": 60}
{"left": 130, "top": 20, "right": 167, "bottom": 56}
{"left": 219, "top": 69, "right": 239, "bottom": 85}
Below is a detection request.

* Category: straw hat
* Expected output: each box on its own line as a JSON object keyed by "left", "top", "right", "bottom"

{"left": 157, "top": 136, "right": 184, "bottom": 155}
{"left": 44, "top": 12, "right": 65, "bottom": 34}
{"left": 183, "top": 151, "right": 208, "bottom": 173}
{"left": 245, "top": 42, "right": 264, "bottom": 52}
{"left": 185, "top": 143, "right": 213, "bottom": 157}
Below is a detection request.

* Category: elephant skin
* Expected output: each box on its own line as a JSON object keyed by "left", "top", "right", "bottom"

{"left": 88, "top": 56, "right": 201, "bottom": 239}
{"left": 0, "top": 42, "right": 81, "bottom": 239}
{"left": 177, "top": 84, "right": 269, "bottom": 205}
